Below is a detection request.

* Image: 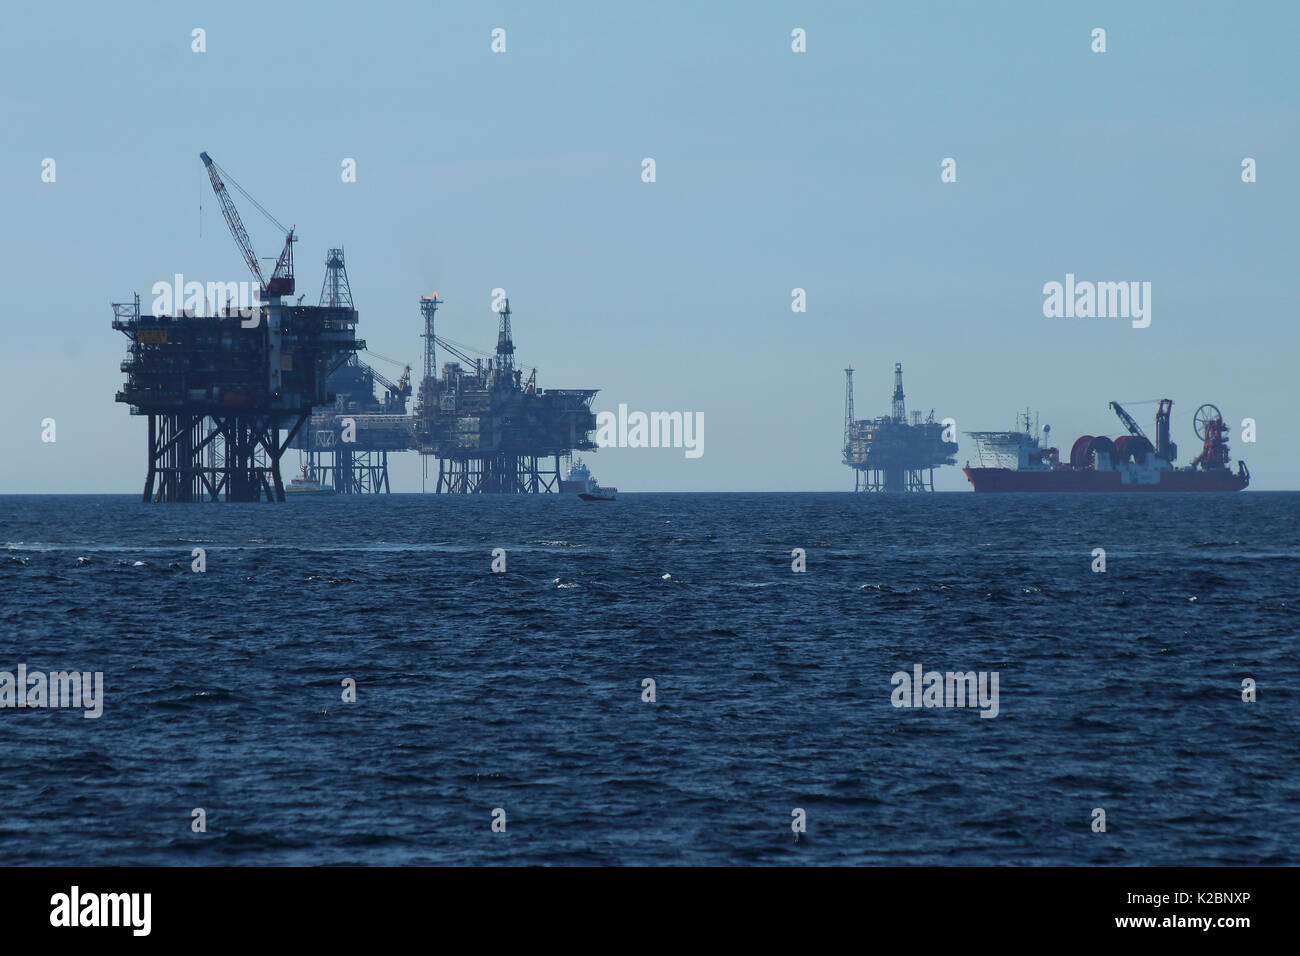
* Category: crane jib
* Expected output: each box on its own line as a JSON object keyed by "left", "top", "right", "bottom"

{"left": 199, "top": 151, "right": 295, "bottom": 298}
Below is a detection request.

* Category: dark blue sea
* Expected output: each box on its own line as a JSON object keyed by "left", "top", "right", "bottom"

{"left": 2, "top": 492, "right": 1297, "bottom": 865}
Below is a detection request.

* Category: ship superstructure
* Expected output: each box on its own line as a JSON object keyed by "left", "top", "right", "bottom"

{"left": 560, "top": 458, "right": 595, "bottom": 494}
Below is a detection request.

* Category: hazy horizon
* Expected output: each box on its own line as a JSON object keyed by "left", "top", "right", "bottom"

{"left": 3, "top": 1, "right": 1296, "bottom": 493}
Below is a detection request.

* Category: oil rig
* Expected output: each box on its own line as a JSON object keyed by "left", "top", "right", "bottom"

{"left": 113, "top": 153, "right": 362, "bottom": 501}
{"left": 115, "top": 156, "right": 602, "bottom": 499}
{"left": 288, "top": 249, "right": 414, "bottom": 493}
{"left": 842, "top": 363, "right": 958, "bottom": 491}
{"left": 410, "top": 294, "right": 599, "bottom": 493}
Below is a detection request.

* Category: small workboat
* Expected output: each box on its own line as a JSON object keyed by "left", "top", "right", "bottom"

{"left": 285, "top": 467, "right": 335, "bottom": 496}
{"left": 564, "top": 457, "right": 616, "bottom": 500}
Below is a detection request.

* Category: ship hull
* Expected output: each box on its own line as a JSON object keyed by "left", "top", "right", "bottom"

{"left": 963, "top": 467, "right": 1248, "bottom": 492}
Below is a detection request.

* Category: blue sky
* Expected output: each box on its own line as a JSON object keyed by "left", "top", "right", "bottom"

{"left": 2, "top": 0, "right": 1296, "bottom": 492}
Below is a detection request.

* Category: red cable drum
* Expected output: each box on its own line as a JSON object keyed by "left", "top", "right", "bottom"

{"left": 1070, "top": 436, "right": 1094, "bottom": 469}
{"left": 1114, "top": 435, "right": 1154, "bottom": 464}
{"left": 1087, "top": 436, "right": 1117, "bottom": 468}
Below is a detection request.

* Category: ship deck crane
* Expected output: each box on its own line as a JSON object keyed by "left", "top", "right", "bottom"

{"left": 200, "top": 152, "right": 296, "bottom": 298}
{"left": 1111, "top": 398, "right": 1177, "bottom": 462}
{"left": 1109, "top": 401, "right": 1149, "bottom": 441}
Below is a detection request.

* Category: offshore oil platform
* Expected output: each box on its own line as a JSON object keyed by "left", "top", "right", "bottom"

{"left": 410, "top": 294, "right": 599, "bottom": 493}
{"left": 842, "top": 363, "right": 958, "bottom": 491}
{"left": 113, "top": 153, "right": 362, "bottom": 502}
{"left": 289, "top": 249, "right": 413, "bottom": 494}
{"left": 292, "top": 266, "right": 600, "bottom": 494}
{"left": 113, "top": 154, "right": 599, "bottom": 500}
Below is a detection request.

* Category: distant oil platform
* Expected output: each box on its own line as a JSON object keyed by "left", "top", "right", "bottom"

{"left": 113, "top": 153, "right": 599, "bottom": 501}
{"left": 842, "top": 363, "right": 958, "bottom": 492}
{"left": 283, "top": 247, "right": 411, "bottom": 495}
{"left": 408, "top": 294, "right": 598, "bottom": 493}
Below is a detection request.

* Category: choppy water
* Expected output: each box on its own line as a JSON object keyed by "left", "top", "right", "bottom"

{"left": 1, "top": 492, "right": 1297, "bottom": 865}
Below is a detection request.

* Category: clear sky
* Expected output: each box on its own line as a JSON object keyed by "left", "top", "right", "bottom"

{"left": 2, "top": 0, "right": 1296, "bottom": 493}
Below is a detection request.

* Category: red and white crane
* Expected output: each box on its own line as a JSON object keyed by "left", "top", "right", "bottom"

{"left": 200, "top": 151, "right": 295, "bottom": 298}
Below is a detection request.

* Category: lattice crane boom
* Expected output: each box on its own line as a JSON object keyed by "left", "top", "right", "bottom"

{"left": 1109, "top": 401, "right": 1149, "bottom": 441}
{"left": 200, "top": 151, "right": 295, "bottom": 298}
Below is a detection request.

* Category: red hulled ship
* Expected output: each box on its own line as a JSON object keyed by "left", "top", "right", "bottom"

{"left": 963, "top": 400, "right": 1249, "bottom": 493}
